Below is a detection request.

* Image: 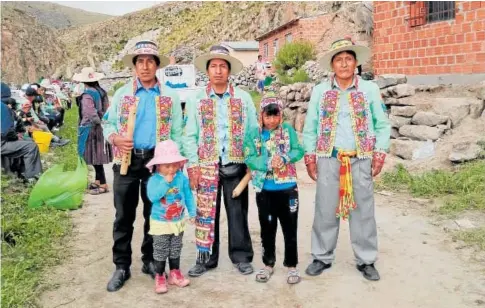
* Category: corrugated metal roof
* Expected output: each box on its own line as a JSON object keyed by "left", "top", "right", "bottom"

{"left": 221, "top": 41, "right": 259, "bottom": 51}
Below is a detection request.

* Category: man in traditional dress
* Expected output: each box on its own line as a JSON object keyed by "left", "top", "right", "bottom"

{"left": 102, "top": 40, "right": 184, "bottom": 292}
{"left": 302, "top": 38, "right": 391, "bottom": 281}
{"left": 183, "top": 45, "right": 258, "bottom": 277}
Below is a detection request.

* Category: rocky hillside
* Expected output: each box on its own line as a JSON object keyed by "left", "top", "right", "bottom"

{"left": 3, "top": 1, "right": 112, "bottom": 29}
{"left": 1, "top": 5, "right": 68, "bottom": 84}
{"left": 60, "top": 1, "right": 373, "bottom": 76}
{"left": 1, "top": 1, "right": 373, "bottom": 83}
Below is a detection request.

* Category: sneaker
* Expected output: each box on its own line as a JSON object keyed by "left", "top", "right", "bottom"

{"left": 168, "top": 269, "right": 190, "bottom": 287}
{"left": 155, "top": 273, "right": 168, "bottom": 294}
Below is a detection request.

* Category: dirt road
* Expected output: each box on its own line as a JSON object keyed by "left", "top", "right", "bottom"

{"left": 40, "top": 162, "right": 485, "bottom": 308}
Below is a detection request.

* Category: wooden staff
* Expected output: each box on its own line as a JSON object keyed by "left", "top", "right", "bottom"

{"left": 232, "top": 169, "right": 251, "bottom": 198}
{"left": 120, "top": 105, "right": 137, "bottom": 175}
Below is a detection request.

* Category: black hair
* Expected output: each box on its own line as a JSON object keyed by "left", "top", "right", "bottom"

{"left": 84, "top": 81, "right": 100, "bottom": 88}
{"left": 4, "top": 97, "right": 17, "bottom": 109}
{"left": 132, "top": 55, "right": 161, "bottom": 66}
{"left": 262, "top": 103, "right": 281, "bottom": 116}
{"left": 206, "top": 59, "right": 231, "bottom": 71}
{"left": 258, "top": 55, "right": 262, "bottom": 59}
{"left": 331, "top": 50, "right": 357, "bottom": 63}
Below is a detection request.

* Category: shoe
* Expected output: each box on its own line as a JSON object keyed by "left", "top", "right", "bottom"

{"left": 168, "top": 269, "right": 190, "bottom": 287}
{"left": 107, "top": 268, "right": 131, "bottom": 292}
{"left": 188, "top": 263, "right": 215, "bottom": 277}
{"left": 142, "top": 262, "right": 157, "bottom": 279}
{"left": 305, "top": 260, "right": 332, "bottom": 276}
{"left": 155, "top": 273, "right": 168, "bottom": 294}
{"left": 235, "top": 262, "right": 253, "bottom": 275}
{"left": 357, "top": 264, "right": 380, "bottom": 281}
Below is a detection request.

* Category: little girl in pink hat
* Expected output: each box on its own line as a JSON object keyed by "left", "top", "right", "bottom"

{"left": 146, "top": 139, "right": 196, "bottom": 294}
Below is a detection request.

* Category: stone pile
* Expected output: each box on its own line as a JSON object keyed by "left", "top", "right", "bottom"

{"left": 195, "top": 64, "right": 258, "bottom": 89}
{"left": 278, "top": 82, "right": 315, "bottom": 132}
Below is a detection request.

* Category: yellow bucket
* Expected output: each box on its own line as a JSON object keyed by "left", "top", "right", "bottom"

{"left": 32, "top": 131, "right": 53, "bottom": 153}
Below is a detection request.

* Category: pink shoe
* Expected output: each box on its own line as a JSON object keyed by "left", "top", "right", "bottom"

{"left": 168, "top": 269, "right": 190, "bottom": 287}
{"left": 155, "top": 273, "right": 168, "bottom": 294}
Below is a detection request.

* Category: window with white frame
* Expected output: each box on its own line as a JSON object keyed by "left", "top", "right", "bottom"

{"left": 273, "top": 39, "right": 279, "bottom": 55}
{"left": 285, "top": 33, "right": 293, "bottom": 42}
{"left": 263, "top": 43, "right": 268, "bottom": 58}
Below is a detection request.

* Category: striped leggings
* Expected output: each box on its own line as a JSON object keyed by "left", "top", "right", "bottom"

{"left": 153, "top": 232, "right": 184, "bottom": 261}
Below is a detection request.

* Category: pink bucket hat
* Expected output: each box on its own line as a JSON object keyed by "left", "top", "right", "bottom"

{"left": 146, "top": 140, "right": 187, "bottom": 169}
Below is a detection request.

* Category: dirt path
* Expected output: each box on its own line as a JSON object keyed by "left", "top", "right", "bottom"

{"left": 40, "top": 162, "right": 485, "bottom": 308}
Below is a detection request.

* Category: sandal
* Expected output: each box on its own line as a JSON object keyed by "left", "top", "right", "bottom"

{"left": 255, "top": 267, "right": 274, "bottom": 283}
{"left": 88, "top": 186, "right": 109, "bottom": 195}
{"left": 287, "top": 268, "right": 301, "bottom": 285}
{"left": 88, "top": 183, "right": 99, "bottom": 190}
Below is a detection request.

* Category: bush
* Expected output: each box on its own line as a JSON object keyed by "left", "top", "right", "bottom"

{"left": 111, "top": 60, "right": 124, "bottom": 72}
{"left": 273, "top": 41, "right": 315, "bottom": 85}
{"left": 278, "top": 68, "right": 311, "bottom": 85}
{"left": 108, "top": 81, "right": 126, "bottom": 96}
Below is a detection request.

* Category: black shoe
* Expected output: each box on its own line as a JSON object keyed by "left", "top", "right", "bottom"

{"left": 188, "top": 263, "right": 216, "bottom": 277}
{"left": 234, "top": 262, "right": 253, "bottom": 275}
{"left": 141, "top": 262, "right": 156, "bottom": 279}
{"left": 107, "top": 268, "right": 131, "bottom": 292}
{"left": 305, "top": 260, "right": 332, "bottom": 276}
{"left": 357, "top": 264, "right": 380, "bottom": 281}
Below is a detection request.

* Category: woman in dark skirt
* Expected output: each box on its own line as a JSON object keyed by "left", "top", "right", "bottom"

{"left": 73, "top": 67, "right": 113, "bottom": 195}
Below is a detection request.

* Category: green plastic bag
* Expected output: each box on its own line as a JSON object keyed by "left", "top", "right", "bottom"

{"left": 28, "top": 158, "right": 88, "bottom": 210}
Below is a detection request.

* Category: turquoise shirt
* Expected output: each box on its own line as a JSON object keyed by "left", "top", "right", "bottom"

{"left": 334, "top": 78, "right": 358, "bottom": 150}
{"left": 302, "top": 76, "right": 391, "bottom": 156}
{"left": 147, "top": 171, "right": 196, "bottom": 223}
{"left": 133, "top": 79, "right": 159, "bottom": 149}
{"left": 210, "top": 88, "right": 231, "bottom": 165}
{"left": 183, "top": 85, "right": 258, "bottom": 167}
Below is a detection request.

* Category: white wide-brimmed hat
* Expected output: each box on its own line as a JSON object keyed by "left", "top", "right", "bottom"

{"left": 194, "top": 45, "right": 244, "bottom": 75}
{"left": 39, "top": 79, "right": 54, "bottom": 89}
{"left": 318, "top": 38, "right": 371, "bottom": 72}
{"left": 72, "top": 67, "right": 105, "bottom": 83}
{"left": 121, "top": 40, "right": 169, "bottom": 69}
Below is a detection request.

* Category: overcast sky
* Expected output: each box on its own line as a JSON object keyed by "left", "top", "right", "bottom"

{"left": 51, "top": 1, "right": 164, "bottom": 16}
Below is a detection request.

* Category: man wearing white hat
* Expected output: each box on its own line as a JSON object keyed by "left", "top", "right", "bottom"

{"left": 183, "top": 45, "right": 258, "bottom": 277}
{"left": 302, "top": 38, "right": 390, "bottom": 281}
{"left": 102, "top": 39, "right": 184, "bottom": 292}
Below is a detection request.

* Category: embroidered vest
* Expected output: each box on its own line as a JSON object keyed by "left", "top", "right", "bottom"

{"left": 197, "top": 84, "right": 245, "bottom": 165}
{"left": 316, "top": 88, "right": 376, "bottom": 159}
{"left": 251, "top": 126, "right": 298, "bottom": 192}
{"left": 113, "top": 80, "right": 173, "bottom": 163}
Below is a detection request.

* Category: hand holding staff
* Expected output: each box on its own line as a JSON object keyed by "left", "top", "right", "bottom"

{"left": 232, "top": 168, "right": 251, "bottom": 198}
{"left": 120, "top": 106, "right": 137, "bottom": 175}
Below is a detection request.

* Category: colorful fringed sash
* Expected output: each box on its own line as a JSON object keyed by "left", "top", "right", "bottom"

{"left": 336, "top": 150, "right": 357, "bottom": 220}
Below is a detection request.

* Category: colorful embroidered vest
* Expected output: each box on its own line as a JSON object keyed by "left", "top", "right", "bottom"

{"left": 251, "top": 126, "right": 298, "bottom": 192}
{"left": 112, "top": 80, "right": 173, "bottom": 163}
{"left": 197, "top": 84, "right": 245, "bottom": 165}
{"left": 316, "top": 78, "right": 376, "bottom": 159}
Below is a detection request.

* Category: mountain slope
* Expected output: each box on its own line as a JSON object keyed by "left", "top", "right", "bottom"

{"left": 3, "top": 1, "right": 112, "bottom": 29}
{"left": 1, "top": 5, "right": 68, "bottom": 84}
{"left": 60, "top": 1, "right": 373, "bottom": 75}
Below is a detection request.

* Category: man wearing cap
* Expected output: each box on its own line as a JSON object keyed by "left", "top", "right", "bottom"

{"left": 302, "top": 38, "right": 390, "bottom": 281}
{"left": 183, "top": 45, "right": 258, "bottom": 277}
{"left": 102, "top": 39, "right": 184, "bottom": 292}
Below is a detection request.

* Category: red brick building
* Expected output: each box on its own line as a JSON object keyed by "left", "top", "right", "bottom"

{"left": 373, "top": 1, "right": 485, "bottom": 76}
{"left": 255, "top": 14, "right": 333, "bottom": 64}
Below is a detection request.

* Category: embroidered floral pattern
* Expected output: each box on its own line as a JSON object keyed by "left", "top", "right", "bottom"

{"left": 113, "top": 95, "right": 138, "bottom": 162}
{"left": 316, "top": 90, "right": 339, "bottom": 156}
{"left": 197, "top": 99, "right": 219, "bottom": 165}
{"left": 228, "top": 98, "right": 244, "bottom": 163}
{"left": 348, "top": 92, "right": 375, "bottom": 158}
{"left": 156, "top": 96, "right": 173, "bottom": 141}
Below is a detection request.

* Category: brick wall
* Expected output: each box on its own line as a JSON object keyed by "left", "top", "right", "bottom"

{"left": 373, "top": 1, "right": 485, "bottom": 75}
{"left": 257, "top": 15, "right": 333, "bottom": 63}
